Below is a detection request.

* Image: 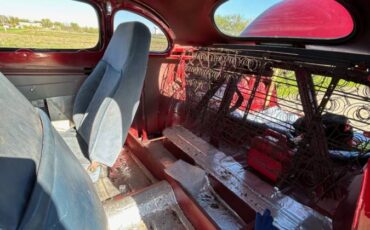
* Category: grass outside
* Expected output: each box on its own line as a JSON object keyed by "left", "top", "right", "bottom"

{"left": 0, "top": 28, "right": 168, "bottom": 51}
{"left": 273, "top": 69, "right": 357, "bottom": 98}
{"left": 151, "top": 34, "right": 168, "bottom": 52}
{"left": 0, "top": 28, "right": 99, "bottom": 49}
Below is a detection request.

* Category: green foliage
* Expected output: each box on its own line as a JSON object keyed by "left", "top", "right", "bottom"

{"left": 273, "top": 68, "right": 299, "bottom": 98}
{"left": 273, "top": 69, "right": 357, "bottom": 99}
{"left": 8, "top": 16, "right": 20, "bottom": 27}
{"left": 82, "top": 27, "right": 99, "bottom": 33}
{"left": 19, "top": 18, "right": 30, "bottom": 23}
{"left": 215, "top": 14, "right": 249, "bottom": 36}
{"left": 70, "top": 22, "right": 80, "bottom": 31}
{"left": 41, "top": 18, "right": 53, "bottom": 28}
{"left": 0, "top": 15, "right": 8, "bottom": 24}
{"left": 52, "top": 22, "right": 63, "bottom": 29}
{"left": 0, "top": 15, "right": 98, "bottom": 33}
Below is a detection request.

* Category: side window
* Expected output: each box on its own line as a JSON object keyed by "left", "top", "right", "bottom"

{"left": 114, "top": 10, "right": 169, "bottom": 52}
{"left": 0, "top": 0, "right": 99, "bottom": 50}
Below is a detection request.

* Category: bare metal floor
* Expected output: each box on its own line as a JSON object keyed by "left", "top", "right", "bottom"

{"left": 94, "top": 148, "right": 157, "bottom": 202}
{"left": 94, "top": 144, "right": 248, "bottom": 230}
{"left": 93, "top": 148, "right": 193, "bottom": 230}
{"left": 103, "top": 181, "right": 194, "bottom": 230}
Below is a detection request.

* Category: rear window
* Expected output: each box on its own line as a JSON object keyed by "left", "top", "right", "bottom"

{"left": 114, "top": 10, "right": 169, "bottom": 52}
{"left": 0, "top": 0, "right": 99, "bottom": 50}
{"left": 214, "top": 0, "right": 354, "bottom": 39}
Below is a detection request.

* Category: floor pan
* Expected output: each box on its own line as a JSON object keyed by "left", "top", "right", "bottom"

{"left": 103, "top": 181, "right": 194, "bottom": 230}
{"left": 94, "top": 148, "right": 158, "bottom": 201}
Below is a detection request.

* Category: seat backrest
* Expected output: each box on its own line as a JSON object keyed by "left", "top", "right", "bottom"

{"left": 0, "top": 73, "right": 107, "bottom": 229}
{"left": 0, "top": 73, "right": 42, "bottom": 229}
{"left": 72, "top": 22, "right": 151, "bottom": 166}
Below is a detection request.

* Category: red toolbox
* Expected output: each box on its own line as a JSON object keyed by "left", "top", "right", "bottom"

{"left": 247, "top": 129, "right": 294, "bottom": 182}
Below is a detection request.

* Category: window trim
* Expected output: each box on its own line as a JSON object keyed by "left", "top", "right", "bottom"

{"left": 211, "top": 0, "right": 358, "bottom": 45}
{"left": 0, "top": 0, "right": 103, "bottom": 52}
{"left": 112, "top": 7, "right": 172, "bottom": 55}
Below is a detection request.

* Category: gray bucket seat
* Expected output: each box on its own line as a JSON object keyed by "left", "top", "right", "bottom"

{"left": 60, "top": 22, "right": 151, "bottom": 170}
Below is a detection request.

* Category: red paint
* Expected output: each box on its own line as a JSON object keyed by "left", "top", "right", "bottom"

{"left": 352, "top": 160, "right": 370, "bottom": 230}
{"left": 232, "top": 75, "right": 278, "bottom": 112}
{"left": 241, "top": 0, "right": 354, "bottom": 39}
{"left": 248, "top": 148, "right": 283, "bottom": 182}
{"left": 0, "top": 51, "right": 104, "bottom": 71}
{"left": 247, "top": 129, "right": 292, "bottom": 182}
{"left": 125, "top": 133, "right": 218, "bottom": 230}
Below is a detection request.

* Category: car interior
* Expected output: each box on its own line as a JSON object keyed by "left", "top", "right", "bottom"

{"left": 0, "top": 0, "right": 369, "bottom": 229}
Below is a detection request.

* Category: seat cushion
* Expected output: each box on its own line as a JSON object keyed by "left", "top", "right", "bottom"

{"left": 19, "top": 111, "right": 107, "bottom": 229}
{"left": 59, "top": 128, "right": 102, "bottom": 182}
{"left": 59, "top": 128, "right": 90, "bottom": 166}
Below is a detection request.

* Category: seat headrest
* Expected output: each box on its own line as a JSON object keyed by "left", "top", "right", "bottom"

{"left": 103, "top": 22, "right": 151, "bottom": 71}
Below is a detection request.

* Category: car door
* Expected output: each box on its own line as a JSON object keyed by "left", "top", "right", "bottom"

{"left": 0, "top": 0, "right": 107, "bottom": 121}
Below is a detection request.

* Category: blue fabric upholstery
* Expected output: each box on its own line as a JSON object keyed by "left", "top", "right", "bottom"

{"left": 72, "top": 22, "right": 151, "bottom": 166}
{"left": 0, "top": 73, "right": 107, "bottom": 229}
{"left": 0, "top": 73, "right": 42, "bottom": 229}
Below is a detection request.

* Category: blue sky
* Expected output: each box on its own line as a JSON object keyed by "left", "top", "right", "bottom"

{"left": 0, "top": 0, "right": 281, "bottom": 29}
{"left": 114, "top": 11, "right": 159, "bottom": 33}
{"left": 215, "top": 0, "right": 281, "bottom": 19}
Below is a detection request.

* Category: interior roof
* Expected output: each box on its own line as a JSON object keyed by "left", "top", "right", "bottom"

{"left": 107, "top": 0, "right": 370, "bottom": 55}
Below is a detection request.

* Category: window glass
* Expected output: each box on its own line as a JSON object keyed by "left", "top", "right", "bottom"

{"left": 114, "top": 10, "right": 169, "bottom": 52}
{"left": 214, "top": 0, "right": 354, "bottom": 39}
{"left": 0, "top": 0, "right": 99, "bottom": 49}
